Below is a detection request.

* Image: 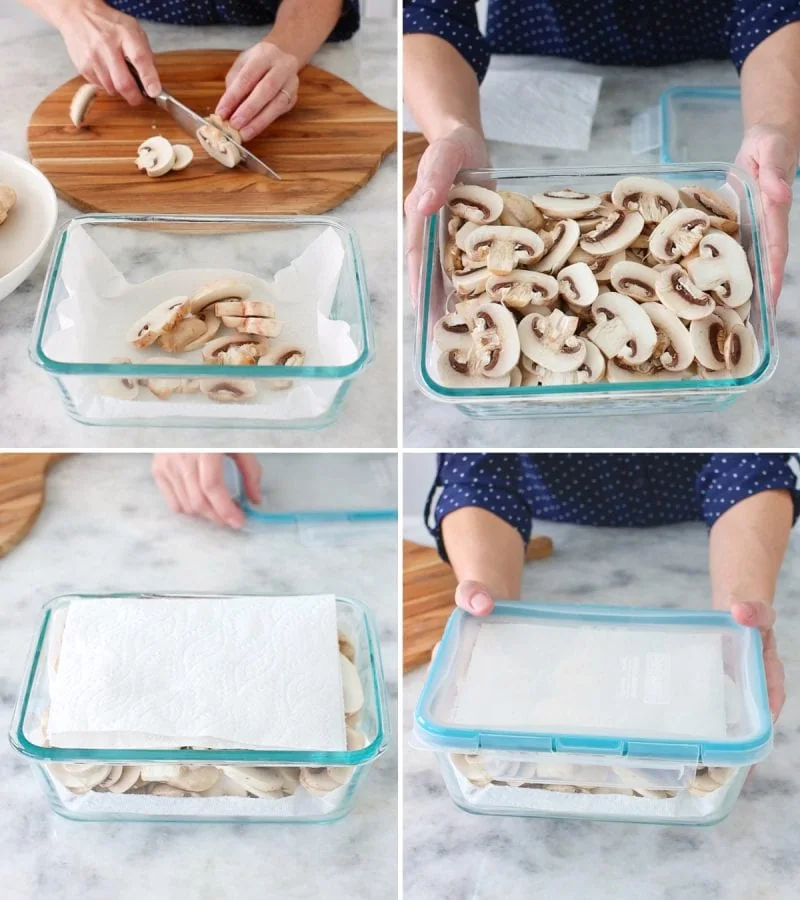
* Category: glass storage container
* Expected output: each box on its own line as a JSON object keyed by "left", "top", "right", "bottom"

{"left": 10, "top": 592, "right": 390, "bottom": 824}
{"left": 414, "top": 603, "right": 772, "bottom": 826}
{"left": 414, "top": 163, "right": 777, "bottom": 419}
{"left": 31, "top": 214, "right": 374, "bottom": 429}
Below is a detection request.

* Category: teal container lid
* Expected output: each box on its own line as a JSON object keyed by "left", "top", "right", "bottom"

{"left": 415, "top": 603, "right": 773, "bottom": 767}
{"left": 224, "top": 453, "right": 397, "bottom": 525}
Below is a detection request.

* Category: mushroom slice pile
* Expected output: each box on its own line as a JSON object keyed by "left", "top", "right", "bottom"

{"left": 587, "top": 293, "right": 657, "bottom": 365}
{"left": 435, "top": 176, "right": 758, "bottom": 389}
{"left": 611, "top": 176, "right": 680, "bottom": 224}
{"left": 464, "top": 225, "right": 545, "bottom": 275}
{"left": 135, "top": 136, "right": 194, "bottom": 177}
{"left": 0, "top": 183, "right": 16, "bottom": 226}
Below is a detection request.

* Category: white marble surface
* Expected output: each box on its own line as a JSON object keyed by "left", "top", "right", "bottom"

{"left": 0, "top": 7, "right": 396, "bottom": 448}
{"left": 0, "top": 453, "right": 398, "bottom": 900}
{"left": 404, "top": 56, "right": 800, "bottom": 448}
{"left": 403, "top": 517, "right": 800, "bottom": 900}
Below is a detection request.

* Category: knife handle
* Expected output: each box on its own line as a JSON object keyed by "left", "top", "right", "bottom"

{"left": 125, "top": 59, "right": 149, "bottom": 98}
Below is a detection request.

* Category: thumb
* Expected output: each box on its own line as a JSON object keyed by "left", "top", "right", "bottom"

{"left": 758, "top": 164, "right": 792, "bottom": 206}
{"left": 731, "top": 600, "right": 776, "bottom": 634}
{"left": 455, "top": 580, "right": 494, "bottom": 617}
{"left": 408, "top": 140, "right": 463, "bottom": 216}
{"left": 232, "top": 454, "right": 262, "bottom": 505}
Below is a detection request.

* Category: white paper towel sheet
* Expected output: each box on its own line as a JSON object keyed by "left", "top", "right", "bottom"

{"left": 454, "top": 623, "right": 726, "bottom": 739}
{"left": 43, "top": 225, "right": 358, "bottom": 421}
{"left": 48, "top": 595, "right": 347, "bottom": 751}
{"left": 404, "top": 68, "right": 602, "bottom": 151}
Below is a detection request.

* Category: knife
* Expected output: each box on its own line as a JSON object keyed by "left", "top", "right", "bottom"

{"left": 125, "top": 61, "right": 280, "bottom": 179}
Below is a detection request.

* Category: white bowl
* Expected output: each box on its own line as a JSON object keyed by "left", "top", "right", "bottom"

{"left": 0, "top": 150, "right": 59, "bottom": 301}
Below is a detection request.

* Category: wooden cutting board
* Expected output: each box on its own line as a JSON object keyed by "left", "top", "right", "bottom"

{"left": 403, "top": 535, "right": 554, "bottom": 672}
{"left": 403, "top": 132, "right": 427, "bottom": 206}
{"left": 27, "top": 50, "right": 397, "bottom": 217}
{"left": 0, "top": 454, "right": 65, "bottom": 557}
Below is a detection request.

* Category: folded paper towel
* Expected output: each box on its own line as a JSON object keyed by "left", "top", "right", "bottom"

{"left": 47, "top": 595, "right": 347, "bottom": 751}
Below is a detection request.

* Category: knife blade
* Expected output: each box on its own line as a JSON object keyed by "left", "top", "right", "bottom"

{"left": 126, "top": 61, "right": 280, "bottom": 180}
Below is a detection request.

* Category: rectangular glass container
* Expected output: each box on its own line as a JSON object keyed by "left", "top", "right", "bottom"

{"left": 10, "top": 593, "right": 390, "bottom": 824}
{"left": 414, "top": 603, "right": 772, "bottom": 826}
{"left": 31, "top": 214, "right": 374, "bottom": 430}
{"left": 414, "top": 163, "right": 777, "bottom": 419}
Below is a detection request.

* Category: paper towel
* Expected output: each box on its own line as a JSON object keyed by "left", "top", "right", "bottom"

{"left": 404, "top": 68, "right": 602, "bottom": 152}
{"left": 43, "top": 225, "right": 357, "bottom": 421}
{"left": 47, "top": 595, "right": 347, "bottom": 751}
{"left": 453, "top": 623, "right": 726, "bottom": 739}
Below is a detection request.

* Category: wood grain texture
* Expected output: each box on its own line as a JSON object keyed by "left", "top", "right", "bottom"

{"left": 0, "top": 454, "right": 66, "bottom": 557}
{"left": 403, "top": 132, "right": 427, "bottom": 205}
{"left": 403, "top": 535, "right": 554, "bottom": 672}
{"left": 28, "top": 50, "right": 397, "bottom": 217}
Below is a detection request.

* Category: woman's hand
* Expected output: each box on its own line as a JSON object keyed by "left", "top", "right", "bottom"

{"left": 730, "top": 601, "right": 785, "bottom": 722}
{"left": 454, "top": 580, "right": 495, "bottom": 617}
{"left": 152, "top": 453, "right": 262, "bottom": 529}
{"left": 215, "top": 42, "right": 300, "bottom": 142}
{"left": 404, "top": 124, "right": 489, "bottom": 306}
{"left": 735, "top": 124, "right": 796, "bottom": 300}
{"left": 51, "top": 0, "right": 160, "bottom": 104}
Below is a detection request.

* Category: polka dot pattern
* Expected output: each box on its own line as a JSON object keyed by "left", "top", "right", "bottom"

{"left": 403, "top": 1, "right": 800, "bottom": 82}
{"left": 111, "top": 0, "right": 360, "bottom": 41}
{"left": 427, "top": 454, "right": 800, "bottom": 560}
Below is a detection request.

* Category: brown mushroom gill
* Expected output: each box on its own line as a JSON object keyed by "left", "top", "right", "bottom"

{"left": 530, "top": 319, "right": 581, "bottom": 354}
{"left": 584, "top": 212, "right": 626, "bottom": 243}
{"left": 449, "top": 350, "right": 470, "bottom": 374}
{"left": 442, "top": 321, "right": 470, "bottom": 334}
{"left": 619, "top": 277, "right": 654, "bottom": 298}
{"left": 670, "top": 271, "right": 710, "bottom": 306}
{"left": 709, "top": 323, "right": 726, "bottom": 363}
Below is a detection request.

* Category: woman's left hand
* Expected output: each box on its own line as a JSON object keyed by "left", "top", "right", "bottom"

{"left": 215, "top": 42, "right": 300, "bottom": 141}
{"left": 730, "top": 600, "right": 785, "bottom": 722}
{"left": 735, "top": 124, "right": 796, "bottom": 301}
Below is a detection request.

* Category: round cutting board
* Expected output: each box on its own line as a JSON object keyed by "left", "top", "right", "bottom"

{"left": 27, "top": 50, "right": 397, "bottom": 217}
{"left": 0, "top": 454, "right": 65, "bottom": 558}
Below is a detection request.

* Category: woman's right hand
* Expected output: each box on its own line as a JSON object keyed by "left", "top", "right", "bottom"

{"left": 454, "top": 580, "right": 495, "bottom": 617}
{"left": 404, "top": 124, "right": 489, "bottom": 306}
{"left": 52, "top": 0, "right": 161, "bottom": 104}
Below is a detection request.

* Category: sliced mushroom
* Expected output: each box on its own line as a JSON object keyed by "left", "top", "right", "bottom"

{"left": 463, "top": 225, "right": 545, "bottom": 274}
{"left": 214, "top": 299, "right": 276, "bottom": 318}
{"left": 557, "top": 262, "right": 598, "bottom": 308}
{"left": 221, "top": 316, "right": 284, "bottom": 338}
{"left": 69, "top": 83, "right": 97, "bottom": 129}
{"left": 486, "top": 270, "right": 558, "bottom": 310}
{"left": 649, "top": 208, "right": 710, "bottom": 263}
{"left": 684, "top": 231, "right": 753, "bottom": 309}
{"left": 148, "top": 784, "right": 189, "bottom": 797}
{"left": 568, "top": 247, "right": 625, "bottom": 281}
{"left": 435, "top": 350, "right": 512, "bottom": 388}
{"left": 469, "top": 302, "right": 521, "bottom": 376}
{"left": 48, "top": 763, "right": 112, "bottom": 793}
{"left": 219, "top": 766, "right": 284, "bottom": 797}
{"left": 518, "top": 308, "right": 587, "bottom": 372}
{"left": 183, "top": 310, "right": 221, "bottom": 352}
{"left": 138, "top": 765, "right": 219, "bottom": 793}
{"left": 450, "top": 754, "right": 492, "bottom": 787}
{"left": 509, "top": 365, "right": 523, "bottom": 387}
{"left": 689, "top": 313, "right": 728, "bottom": 371}
{"left": 300, "top": 767, "right": 343, "bottom": 796}
{"left": 535, "top": 219, "right": 581, "bottom": 274}
{"left": 454, "top": 220, "right": 479, "bottom": 251}
{"left": 171, "top": 144, "right": 194, "bottom": 171}
{"left": 327, "top": 727, "right": 368, "bottom": 787}
{"left": 532, "top": 339, "right": 606, "bottom": 385}
{"left": 158, "top": 316, "right": 208, "bottom": 352}
{"left": 127, "top": 296, "right": 190, "bottom": 348}
{"left": 200, "top": 378, "right": 257, "bottom": 402}
{"left": 579, "top": 210, "right": 644, "bottom": 256}
{"left": 447, "top": 184, "right": 503, "bottom": 224}
{"left": 143, "top": 357, "right": 192, "bottom": 399}
{"left": 202, "top": 335, "right": 268, "bottom": 364}
{"left": 452, "top": 268, "right": 489, "bottom": 298}
{"left": 258, "top": 344, "right": 305, "bottom": 390}
{"left": 609, "top": 260, "right": 658, "bottom": 302}
{"left": 724, "top": 322, "right": 759, "bottom": 377}
{"left": 206, "top": 113, "right": 242, "bottom": 143}
{"left": 611, "top": 176, "right": 680, "bottom": 223}
{"left": 606, "top": 359, "right": 688, "bottom": 382}
{"left": 655, "top": 264, "right": 715, "bottom": 320}
{"left": 189, "top": 278, "right": 251, "bottom": 314}
{"left": 105, "top": 766, "right": 141, "bottom": 794}
{"left": 679, "top": 186, "right": 737, "bottom": 224}
{"left": 338, "top": 631, "right": 356, "bottom": 663}
{"left": 498, "top": 191, "right": 544, "bottom": 229}
{"left": 196, "top": 121, "right": 241, "bottom": 168}
{"left": 0, "top": 183, "right": 17, "bottom": 225}
{"left": 587, "top": 292, "right": 657, "bottom": 365}
{"left": 101, "top": 356, "right": 139, "bottom": 400}
{"left": 641, "top": 303, "right": 695, "bottom": 371}
{"left": 136, "top": 136, "right": 176, "bottom": 177}
{"left": 340, "top": 653, "right": 364, "bottom": 715}
{"left": 197, "top": 773, "right": 250, "bottom": 798}
{"left": 530, "top": 188, "right": 602, "bottom": 218}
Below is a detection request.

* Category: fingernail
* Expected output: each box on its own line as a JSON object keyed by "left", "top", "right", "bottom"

{"left": 230, "top": 114, "right": 243, "bottom": 129}
{"left": 417, "top": 189, "right": 435, "bottom": 213}
{"left": 470, "top": 593, "right": 492, "bottom": 615}
{"left": 146, "top": 82, "right": 161, "bottom": 97}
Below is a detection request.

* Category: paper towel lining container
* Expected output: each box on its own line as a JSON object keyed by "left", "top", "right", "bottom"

{"left": 10, "top": 593, "right": 390, "bottom": 824}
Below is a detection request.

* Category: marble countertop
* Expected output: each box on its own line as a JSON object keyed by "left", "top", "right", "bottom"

{"left": 0, "top": 7, "right": 396, "bottom": 448}
{"left": 0, "top": 453, "right": 397, "bottom": 900}
{"left": 404, "top": 56, "right": 800, "bottom": 448}
{"left": 402, "top": 519, "right": 800, "bottom": 900}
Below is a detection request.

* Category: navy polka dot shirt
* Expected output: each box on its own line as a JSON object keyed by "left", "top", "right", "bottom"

{"left": 403, "top": 1, "right": 800, "bottom": 83}
{"left": 427, "top": 453, "right": 800, "bottom": 560}
{"left": 110, "top": 1, "right": 359, "bottom": 41}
